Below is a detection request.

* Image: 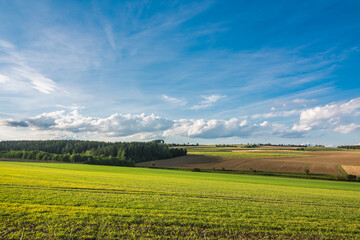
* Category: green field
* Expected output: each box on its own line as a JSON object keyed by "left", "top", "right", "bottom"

{"left": 1, "top": 161, "right": 360, "bottom": 239}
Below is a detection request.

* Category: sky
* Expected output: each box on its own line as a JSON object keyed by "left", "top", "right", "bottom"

{"left": 0, "top": 0, "right": 360, "bottom": 146}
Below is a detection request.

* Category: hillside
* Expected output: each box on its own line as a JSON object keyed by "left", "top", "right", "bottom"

{"left": 1, "top": 161, "right": 360, "bottom": 239}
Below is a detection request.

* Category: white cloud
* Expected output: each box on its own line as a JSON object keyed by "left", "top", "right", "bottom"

{"left": 163, "top": 118, "right": 256, "bottom": 138}
{"left": 12, "top": 67, "right": 58, "bottom": 94}
{"left": 162, "top": 118, "right": 302, "bottom": 139}
{"left": 93, "top": 2, "right": 116, "bottom": 50}
{"left": 0, "top": 40, "right": 58, "bottom": 94}
{"left": 267, "top": 122, "right": 304, "bottom": 138}
{"left": 1, "top": 110, "right": 294, "bottom": 139}
{"left": 292, "top": 97, "right": 360, "bottom": 132}
{"left": 191, "top": 95, "right": 226, "bottom": 110}
{"left": 292, "top": 98, "right": 316, "bottom": 104}
{"left": 334, "top": 124, "right": 360, "bottom": 134}
{"left": 0, "top": 39, "right": 15, "bottom": 50}
{"left": 56, "top": 105, "right": 84, "bottom": 110}
{"left": 162, "top": 95, "right": 187, "bottom": 105}
{"left": 2, "top": 110, "right": 173, "bottom": 137}
{"left": 3, "top": 96, "right": 360, "bottom": 140}
{"left": 0, "top": 73, "right": 10, "bottom": 83}
{"left": 252, "top": 109, "right": 301, "bottom": 119}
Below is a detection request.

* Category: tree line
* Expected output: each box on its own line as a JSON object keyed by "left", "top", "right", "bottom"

{"left": 0, "top": 140, "right": 187, "bottom": 166}
{"left": 338, "top": 145, "right": 360, "bottom": 150}
{"left": 242, "top": 143, "right": 310, "bottom": 148}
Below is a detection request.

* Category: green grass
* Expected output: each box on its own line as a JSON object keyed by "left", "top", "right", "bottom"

{"left": 189, "top": 151, "right": 310, "bottom": 158}
{"left": 337, "top": 165, "right": 348, "bottom": 176}
{"left": 1, "top": 161, "right": 360, "bottom": 239}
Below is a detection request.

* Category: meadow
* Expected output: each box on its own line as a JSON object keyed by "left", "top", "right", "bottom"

{"left": 1, "top": 161, "right": 360, "bottom": 239}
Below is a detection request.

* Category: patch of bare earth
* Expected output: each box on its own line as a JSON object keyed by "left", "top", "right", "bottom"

{"left": 232, "top": 150, "right": 294, "bottom": 152}
{"left": 342, "top": 165, "right": 360, "bottom": 176}
{"left": 137, "top": 151, "right": 360, "bottom": 175}
{"left": 257, "top": 146, "right": 300, "bottom": 150}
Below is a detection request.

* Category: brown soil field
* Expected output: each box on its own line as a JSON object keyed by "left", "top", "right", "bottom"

{"left": 342, "top": 165, "right": 360, "bottom": 176}
{"left": 137, "top": 151, "right": 360, "bottom": 175}
{"left": 232, "top": 150, "right": 294, "bottom": 152}
{"left": 255, "top": 146, "right": 301, "bottom": 150}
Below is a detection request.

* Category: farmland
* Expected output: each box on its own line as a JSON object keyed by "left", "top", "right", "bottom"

{"left": 1, "top": 160, "right": 360, "bottom": 239}
{"left": 138, "top": 145, "right": 360, "bottom": 176}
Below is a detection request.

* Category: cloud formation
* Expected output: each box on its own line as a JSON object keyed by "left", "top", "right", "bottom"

{"left": 3, "top": 111, "right": 173, "bottom": 137}
{"left": 163, "top": 118, "right": 257, "bottom": 138}
{"left": 292, "top": 98, "right": 316, "bottom": 104}
{"left": 162, "top": 95, "right": 187, "bottom": 105}
{"left": 1, "top": 110, "right": 296, "bottom": 139}
{"left": 292, "top": 97, "right": 360, "bottom": 132}
{"left": 0, "top": 40, "right": 58, "bottom": 94}
{"left": 252, "top": 109, "right": 301, "bottom": 119}
{"left": 2, "top": 97, "right": 360, "bottom": 140}
{"left": 334, "top": 124, "right": 360, "bottom": 134}
{"left": 191, "top": 95, "right": 226, "bottom": 110}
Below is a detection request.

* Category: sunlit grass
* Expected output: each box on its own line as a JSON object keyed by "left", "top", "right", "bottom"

{"left": 1, "top": 161, "right": 360, "bottom": 239}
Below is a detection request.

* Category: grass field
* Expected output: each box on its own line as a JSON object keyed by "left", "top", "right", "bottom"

{"left": 1, "top": 161, "right": 360, "bottom": 239}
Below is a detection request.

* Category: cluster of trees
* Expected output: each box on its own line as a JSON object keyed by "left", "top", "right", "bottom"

{"left": 215, "top": 144, "right": 238, "bottom": 147}
{"left": 338, "top": 145, "right": 360, "bottom": 150}
{"left": 167, "top": 143, "right": 199, "bottom": 147}
{"left": 242, "top": 143, "right": 310, "bottom": 148}
{"left": 0, "top": 150, "right": 134, "bottom": 166}
{"left": 0, "top": 140, "right": 187, "bottom": 166}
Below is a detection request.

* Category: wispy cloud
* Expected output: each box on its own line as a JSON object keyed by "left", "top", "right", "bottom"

{"left": 191, "top": 95, "right": 226, "bottom": 110}
{"left": 292, "top": 98, "right": 317, "bottom": 104}
{"left": 92, "top": 2, "right": 116, "bottom": 50}
{"left": 162, "top": 95, "right": 187, "bottom": 105}
{"left": 252, "top": 109, "right": 301, "bottom": 119}
{"left": 0, "top": 1, "right": 359, "bottom": 145}
{"left": 55, "top": 105, "right": 85, "bottom": 110}
{"left": 0, "top": 40, "right": 58, "bottom": 94}
{"left": 0, "top": 73, "right": 10, "bottom": 83}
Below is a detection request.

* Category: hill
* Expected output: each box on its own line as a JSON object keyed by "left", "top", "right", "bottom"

{"left": 1, "top": 161, "right": 360, "bottom": 239}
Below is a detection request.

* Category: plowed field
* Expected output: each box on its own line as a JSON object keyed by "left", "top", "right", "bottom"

{"left": 342, "top": 165, "right": 360, "bottom": 176}
{"left": 137, "top": 151, "right": 360, "bottom": 175}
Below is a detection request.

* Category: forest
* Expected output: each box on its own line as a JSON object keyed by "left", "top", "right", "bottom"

{"left": 0, "top": 140, "right": 187, "bottom": 166}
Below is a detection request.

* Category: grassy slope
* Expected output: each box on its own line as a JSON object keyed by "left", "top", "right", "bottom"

{"left": 1, "top": 161, "right": 360, "bottom": 239}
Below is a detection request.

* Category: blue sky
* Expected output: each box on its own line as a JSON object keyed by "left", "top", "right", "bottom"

{"left": 0, "top": 0, "right": 360, "bottom": 146}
